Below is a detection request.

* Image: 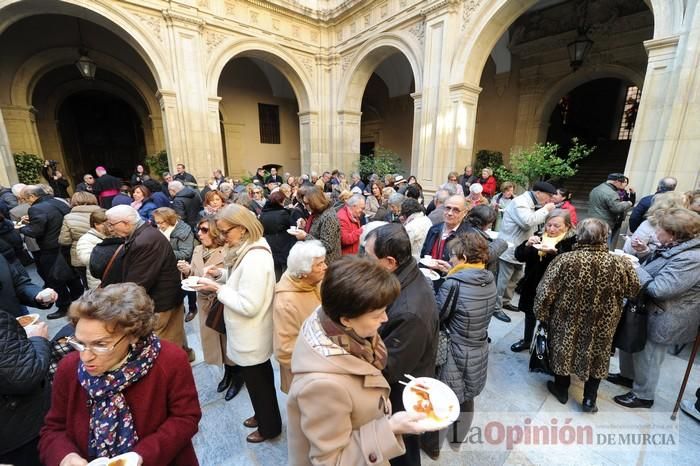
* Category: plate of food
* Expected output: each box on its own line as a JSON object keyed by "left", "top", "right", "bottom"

{"left": 402, "top": 377, "right": 459, "bottom": 431}
{"left": 611, "top": 249, "right": 640, "bottom": 263}
{"left": 87, "top": 452, "right": 141, "bottom": 466}
{"left": 16, "top": 313, "right": 39, "bottom": 327}
{"left": 181, "top": 276, "right": 203, "bottom": 291}
{"left": 286, "top": 226, "right": 300, "bottom": 235}
{"left": 419, "top": 257, "right": 439, "bottom": 268}
{"left": 419, "top": 268, "right": 441, "bottom": 281}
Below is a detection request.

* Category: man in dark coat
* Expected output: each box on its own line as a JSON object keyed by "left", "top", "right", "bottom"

{"left": 0, "top": 308, "right": 52, "bottom": 466}
{"left": 365, "top": 223, "right": 439, "bottom": 466}
{"left": 92, "top": 166, "right": 122, "bottom": 208}
{"left": 628, "top": 176, "right": 677, "bottom": 232}
{"left": 19, "top": 185, "right": 83, "bottom": 319}
{"left": 74, "top": 174, "right": 95, "bottom": 193}
{"left": 0, "top": 255, "right": 57, "bottom": 318}
{"left": 168, "top": 181, "right": 203, "bottom": 231}
{"left": 173, "top": 163, "right": 198, "bottom": 187}
{"left": 41, "top": 162, "right": 70, "bottom": 199}
{"left": 103, "top": 205, "right": 190, "bottom": 358}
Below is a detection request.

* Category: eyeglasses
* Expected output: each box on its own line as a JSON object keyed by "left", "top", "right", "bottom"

{"left": 198, "top": 226, "right": 210, "bottom": 233}
{"left": 219, "top": 225, "right": 239, "bottom": 236}
{"left": 107, "top": 220, "right": 127, "bottom": 228}
{"left": 66, "top": 334, "right": 127, "bottom": 355}
{"left": 444, "top": 206, "right": 464, "bottom": 213}
{"left": 253, "top": 190, "right": 263, "bottom": 194}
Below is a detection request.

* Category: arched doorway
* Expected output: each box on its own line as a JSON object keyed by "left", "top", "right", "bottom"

{"left": 56, "top": 90, "right": 146, "bottom": 181}
{"left": 360, "top": 53, "right": 416, "bottom": 177}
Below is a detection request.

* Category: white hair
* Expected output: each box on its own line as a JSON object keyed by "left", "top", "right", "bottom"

{"left": 106, "top": 205, "right": 140, "bottom": 224}
{"left": 346, "top": 193, "right": 365, "bottom": 207}
{"left": 11, "top": 183, "right": 26, "bottom": 197}
{"left": 388, "top": 193, "right": 405, "bottom": 206}
{"left": 286, "top": 240, "right": 326, "bottom": 279}
{"left": 168, "top": 180, "right": 184, "bottom": 192}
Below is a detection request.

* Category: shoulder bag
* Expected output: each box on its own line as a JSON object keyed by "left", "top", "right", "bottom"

{"left": 205, "top": 245, "right": 271, "bottom": 335}
{"left": 528, "top": 322, "right": 552, "bottom": 374}
{"left": 98, "top": 244, "right": 124, "bottom": 288}
{"left": 613, "top": 284, "right": 650, "bottom": 353}
{"left": 435, "top": 280, "right": 460, "bottom": 367}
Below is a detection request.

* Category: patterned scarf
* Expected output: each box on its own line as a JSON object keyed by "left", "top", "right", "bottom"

{"left": 318, "top": 308, "right": 387, "bottom": 370}
{"left": 78, "top": 333, "right": 161, "bottom": 459}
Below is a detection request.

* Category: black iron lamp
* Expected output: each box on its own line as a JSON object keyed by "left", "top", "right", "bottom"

{"left": 567, "top": 28, "right": 593, "bottom": 71}
{"left": 75, "top": 19, "right": 96, "bottom": 79}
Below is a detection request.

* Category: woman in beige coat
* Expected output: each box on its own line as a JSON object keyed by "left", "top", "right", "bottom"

{"left": 177, "top": 217, "right": 245, "bottom": 400}
{"left": 58, "top": 191, "right": 101, "bottom": 288}
{"left": 273, "top": 239, "right": 327, "bottom": 393}
{"left": 287, "top": 256, "right": 428, "bottom": 466}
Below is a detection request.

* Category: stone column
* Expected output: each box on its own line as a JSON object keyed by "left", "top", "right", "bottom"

{"left": 206, "top": 96, "right": 224, "bottom": 174}
{"left": 0, "top": 109, "right": 18, "bottom": 186}
{"left": 512, "top": 69, "right": 548, "bottom": 154}
{"left": 0, "top": 105, "right": 43, "bottom": 156}
{"left": 156, "top": 90, "right": 183, "bottom": 174}
{"left": 299, "top": 111, "right": 320, "bottom": 176}
{"left": 410, "top": 92, "right": 422, "bottom": 176}
{"left": 335, "top": 110, "right": 362, "bottom": 175}
{"left": 446, "top": 83, "right": 481, "bottom": 175}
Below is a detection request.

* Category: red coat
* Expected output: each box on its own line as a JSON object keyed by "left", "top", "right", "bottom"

{"left": 337, "top": 205, "right": 362, "bottom": 255}
{"left": 39, "top": 341, "right": 201, "bottom": 466}
{"left": 481, "top": 176, "right": 497, "bottom": 197}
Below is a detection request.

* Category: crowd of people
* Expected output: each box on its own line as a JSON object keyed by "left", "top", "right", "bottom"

{"left": 0, "top": 160, "right": 698, "bottom": 466}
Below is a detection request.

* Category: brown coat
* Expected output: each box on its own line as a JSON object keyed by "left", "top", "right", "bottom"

{"left": 272, "top": 272, "right": 321, "bottom": 393}
{"left": 58, "top": 205, "right": 102, "bottom": 266}
{"left": 189, "top": 245, "right": 229, "bottom": 366}
{"left": 287, "top": 310, "right": 405, "bottom": 466}
{"left": 535, "top": 244, "right": 641, "bottom": 380}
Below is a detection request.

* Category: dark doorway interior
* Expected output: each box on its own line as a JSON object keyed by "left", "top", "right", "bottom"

{"left": 546, "top": 78, "right": 637, "bottom": 200}
{"left": 58, "top": 91, "right": 146, "bottom": 184}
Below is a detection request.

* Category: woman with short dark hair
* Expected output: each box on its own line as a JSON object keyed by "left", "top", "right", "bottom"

{"left": 39, "top": 283, "right": 201, "bottom": 465}
{"left": 290, "top": 186, "right": 341, "bottom": 264}
{"left": 260, "top": 191, "right": 297, "bottom": 280}
{"left": 535, "top": 218, "right": 640, "bottom": 413}
{"left": 287, "top": 256, "right": 429, "bottom": 465}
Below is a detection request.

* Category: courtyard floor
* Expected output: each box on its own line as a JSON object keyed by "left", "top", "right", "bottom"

{"left": 38, "top": 266, "right": 700, "bottom": 465}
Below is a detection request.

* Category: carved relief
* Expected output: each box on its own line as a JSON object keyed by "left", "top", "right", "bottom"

{"left": 336, "top": 28, "right": 343, "bottom": 42}
{"left": 197, "top": 0, "right": 209, "bottom": 8}
{"left": 225, "top": 1, "right": 236, "bottom": 16}
{"left": 133, "top": 12, "right": 163, "bottom": 43}
{"left": 310, "top": 30, "right": 319, "bottom": 42}
{"left": 250, "top": 10, "right": 259, "bottom": 24}
{"left": 408, "top": 21, "right": 425, "bottom": 45}
{"left": 380, "top": 3, "right": 388, "bottom": 18}
{"left": 462, "top": 0, "right": 484, "bottom": 31}
{"left": 400, "top": 0, "right": 408, "bottom": 7}
{"left": 341, "top": 54, "right": 353, "bottom": 72}
{"left": 301, "top": 57, "right": 314, "bottom": 76}
{"left": 292, "top": 24, "right": 300, "bottom": 38}
{"left": 206, "top": 31, "right": 226, "bottom": 54}
{"left": 364, "top": 14, "right": 370, "bottom": 28}
{"left": 272, "top": 19, "right": 280, "bottom": 31}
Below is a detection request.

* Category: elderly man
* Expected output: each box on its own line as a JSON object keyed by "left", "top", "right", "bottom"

{"left": 19, "top": 185, "right": 83, "bottom": 319}
{"left": 628, "top": 176, "right": 677, "bottom": 233}
{"left": 92, "top": 166, "right": 121, "bottom": 208}
{"left": 494, "top": 181, "right": 556, "bottom": 323}
{"left": 173, "top": 163, "right": 197, "bottom": 187}
{"left": 336, "top": 193, "right": 365, "bottom": 255}
{"left": 102, "top": 205, "right": 190, "bottom": 358}
{"left": 365, "top": 223, "right": 438, "bottom": 466}
{"left": 428, "top": 189, "right": 451, "bottom": 225}
{"left": 169, "top": 180, "right": 202, "bottom": 232}
{"left": 421, "top": 194, "right": 469, "bottom": 262}
{"left": 459, "top": 165, "right": 479, "bottom": 193}
{"left": 75, "top": 174, "right": 95, "bottom": 193}
{"left": 588, "top": 173, "right": 634, "bottom": 246}
{"left": 265, "top": 167, "right": 283, "bottom": 185}
{"left": 349, "top": 172, "right": 365, "bottom": 192}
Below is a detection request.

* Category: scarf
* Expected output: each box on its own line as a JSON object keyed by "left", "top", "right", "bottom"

{"left": 130, "top": 200, "right": 142, "bottom": 211}
{"left": 448, "top": 262, "right": 485, "bottom": 275}
{"left": 538, "top": 231, "right": 567, "bottom": 258}
{"left": 318, "top": 308, "right": 387, "bottom": 370}
{"left": 287, "top": 273, "right": 322, "bottom": 302}
{"left": 78, "top": 333, "right": 161, "bottom": 459}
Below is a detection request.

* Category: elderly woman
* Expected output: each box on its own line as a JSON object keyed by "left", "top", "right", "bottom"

{"left": 59, "top": 191, "right": 101, "bottom": 288}
{"left": 196, "top": 204, "right": 282, "bottom": 443}
{"left": 439, "top": 171, "right": 464, "bottom": 196}
{"left": 535, "top": 218, "right": 640, "bottom": 413}
{"left": 273, "top": 240, "right": 327, "bottom": 393}
{"left": 364, "top": 180, "right": 384, "bottom": 220}
{"left": 510, "top": 209, "right": 576, "bottom": 352}
{"left": 76, "top": 209, "right": 108, "bottom": 290}
{"left": 39, "top": 283, "right": 201, "bottom": 466}
{"left": 201, "top": 189, "right": 226, "bottom": 218}
{"left": 152, "top": 207, "right": 196, "bottom": 322}
{"left": 466, "top": 183, "right": 489, "bottom": 211}
{"left": 478, "top": 168, "right": 497, "bottom": 198}
{"left": 287, "top": 256, "right": 428, "bottom": 465}
{"left": 612, "top": 208, "right": 700, "bottom": 409}
{"left": 423, "top": 231, "right": 497, "bottom": 458}
{"left": 260, "top": 191, "right": 296, "bottom": 280}
{"left": 131, "top": 185, "right": 157, "bottom": 222}
{"left": 400, "top": 198, "right": 432, "bottom": 260}
{"left": 290, "top": 186, "right": 341, "bottom": 264}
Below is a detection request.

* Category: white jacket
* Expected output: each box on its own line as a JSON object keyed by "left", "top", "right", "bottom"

{"left": 75, "top": 228, "right": 105, "bottom": 289}
{"left": 404, "top": 212, "right": 433, "bottom": 260}
{"left": 217, "top": 238, "right": 276, "bottom": 366}
{"left": 499, "top": 191, "right": 550, "bottom": 264}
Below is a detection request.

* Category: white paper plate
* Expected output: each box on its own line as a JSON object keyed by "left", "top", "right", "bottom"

{"left": 16, "top": 313, "right": 39, "bottom": 327}
{"left": 402, "top": 377, "right": 460, "bottom": 431}
{"left": 419, "top": 268, "right": 441, "bottom": 281}
{"left": 287, "top": 228, "right": 300, "bottom": 235}
{"left": 610, "top": 250, "right": 640, "bottom": 263}
{"left": 87, "top": 452, "right": 141, "bottom": 466}
{"left": 419, "top": 257, "right": 438, "bottom": 268}
{"left": 181, "top": 276, "right": 202, "bottom": 291}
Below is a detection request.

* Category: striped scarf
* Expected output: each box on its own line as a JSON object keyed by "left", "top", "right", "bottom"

{"left": 318, "top": 308, "right": 387, "bottom": 371}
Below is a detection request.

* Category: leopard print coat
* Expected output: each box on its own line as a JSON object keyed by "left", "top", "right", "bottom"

{"left": 535, "top": 244, "right": 641, "bottom": 380}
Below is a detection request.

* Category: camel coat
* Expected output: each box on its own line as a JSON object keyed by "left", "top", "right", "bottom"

{"left": 273, "top": 272, "right": 321, "bottom": 393}
{"left": 189, "top": 244, "right": 230, "bottom": 366}
{"left": 58, "top": 205, "right": 102, "bottom": 266}
{"left": 287, "top": 310, "right": 405, "bottom": 466}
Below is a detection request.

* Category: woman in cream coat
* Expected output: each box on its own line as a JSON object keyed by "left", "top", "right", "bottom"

{"left": 197, "top": 204, "right": 282, "bottom": 444}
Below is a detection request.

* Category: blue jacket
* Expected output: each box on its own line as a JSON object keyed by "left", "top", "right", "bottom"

{"left": 629, "top": 194, "right": 655, "bottom": 233}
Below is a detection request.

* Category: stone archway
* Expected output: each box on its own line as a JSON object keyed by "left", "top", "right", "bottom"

{"left": 336, "top": 32, "right": 423, "bottom": 175}
{"left": 207, "top": 39, "right": 316, "bottom": 176}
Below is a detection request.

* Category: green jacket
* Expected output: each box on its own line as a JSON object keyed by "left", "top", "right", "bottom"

{"left": 588, "top": 182, "right": 632, "bottom": 228}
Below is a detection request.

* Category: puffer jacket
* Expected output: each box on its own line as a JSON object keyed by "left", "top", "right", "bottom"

{"left": 168, "top": 220, "right": 195, "bottom": 261}
{"left": 0, "top": 309, "right": 52, "bottom": 455}
{"left": 637, "top": 237, "right": 700, "bottom": 345}
{"left": 172, "top": 188, "right": 202, "bottom": 230}
{"left": 76, "top": 229, "right": 105, "bottom": 289}
{"left": 0, "top": 219, "right": 25, "bottom": 266}
{"left": 58, "top": 205, "right": 102, "bottom": 266}
{"left": 436, "top": 267, "right": 497, "bottom": 403}
{"left": 0, "top": 254, "right": 44, "bottom": 318}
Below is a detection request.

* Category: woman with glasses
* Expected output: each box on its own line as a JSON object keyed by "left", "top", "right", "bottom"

{"left": 289, "top": 186, "right": 341, "bottom": 265}
{"left": 196, "top": 204, "right": 282, "bottom": 443}
{"left": 439, "top": 171, "right": 464, "bottom": 196}
{"left": 39, "top": 283, "right": 201, "bottom": 466}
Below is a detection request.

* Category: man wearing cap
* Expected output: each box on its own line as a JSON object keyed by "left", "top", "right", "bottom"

{"left": 588, "top": 173, "right": 634, "bottom": 246}
{"left": 92, "top": 166, "right": 121, "bottom": 208}
{"left": 493, "top": 181, "right": 556, "bottom": 323}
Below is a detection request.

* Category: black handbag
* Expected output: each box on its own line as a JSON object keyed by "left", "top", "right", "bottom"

{"left": 435, "top": 281, "right": 459, "bottom": 366}
{"left": 205, "top": 298, "right": 226, "bottom": 334}
{"left": 529, "top": 322, "right": 552, "bottom": 374}
{"left": 613, "top": 291, "right": 648, "bottom": 353}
